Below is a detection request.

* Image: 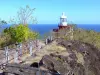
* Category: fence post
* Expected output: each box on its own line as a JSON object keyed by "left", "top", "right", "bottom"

{"left": 19, "top": 43, "right": 22, "bottom": 56}
{"left": 29, "top": 42, "right": 33, "bottom": 56}
{"left": 50, "top": 36, "right": 53, "bottom": 41}
{"left": 14, "top": 50, "right": 19, "bottom": 63}
{"left": 49, "top": 36, "right": 53, "bottom": 42}
{"left": 16, "top": 44, "right": 21, "bottom": 62}
{"left": 45, "top": 39, "right": 48, "bottom": 45}
{"left": 5, "top": 46, "right": 9, "bottom": 63}
{"left": 70, "top": 26, "right": 73, "bottom": 40}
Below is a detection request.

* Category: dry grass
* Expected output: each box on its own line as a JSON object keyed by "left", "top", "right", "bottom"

{"left": 19, "top": 41, "right": 69, "bottom": 64}
{"left": 30, "top": 41, "right": 67, "bottom": 63}
{"left": 73, "top": 50, "right": 84, "bottom": 65}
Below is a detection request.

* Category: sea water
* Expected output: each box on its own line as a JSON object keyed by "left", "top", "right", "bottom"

{"left": 1, "top": 24, "right": 100, "bottom": 36}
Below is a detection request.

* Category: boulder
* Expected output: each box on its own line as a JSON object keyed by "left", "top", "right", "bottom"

{"left": 39, "top": 40, "right": 100, "bottom": 75}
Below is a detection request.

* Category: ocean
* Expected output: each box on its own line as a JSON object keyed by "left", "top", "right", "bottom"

{"left": 1, "top": 24, "right": 100, "bottom": 36}
{"left": 28, "top": 24, "right": 100, "bottom": 35}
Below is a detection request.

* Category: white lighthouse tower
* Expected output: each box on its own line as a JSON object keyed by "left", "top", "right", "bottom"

{"left": 53, "top": 12, "right": 68, "bottom": 31}
{"left": 52, "top": 12, "right": 73, "bottom": 40}
{"left": 59, "top": 12, "right": 67, "bottom": 26}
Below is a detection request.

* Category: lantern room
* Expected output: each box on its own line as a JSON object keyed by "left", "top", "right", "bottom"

{"left": 59, "top": 12, "right": 67, "bottom": 26}
{"left": 53, "top": 12, "right": 70, "bottom": 32}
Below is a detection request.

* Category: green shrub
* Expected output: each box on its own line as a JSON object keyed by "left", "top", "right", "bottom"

{"left": 3, "top": 24, "right": 39, "bottom": 44}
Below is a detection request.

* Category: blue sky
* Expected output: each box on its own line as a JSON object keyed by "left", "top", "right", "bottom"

{"left": 0, "top": 0, "right": 100, "bottom": 24}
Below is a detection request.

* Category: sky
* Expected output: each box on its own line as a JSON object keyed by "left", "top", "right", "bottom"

{"left": 0, "top": 0, "right": 100, "bottom": 24}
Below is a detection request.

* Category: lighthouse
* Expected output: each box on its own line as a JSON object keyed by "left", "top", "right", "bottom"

{"left": 52, "top": 12, "right": 73, "bottom": 40}
{"left": 58, "top": 12, "right": 68, "bottom": 29}
{"left": 53, "top": 12, "right": 69, "bottom": 32}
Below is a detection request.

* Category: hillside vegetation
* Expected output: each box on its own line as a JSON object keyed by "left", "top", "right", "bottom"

{"left": 0, "top": 24, "right": 39, "bottom": 48}
{"left": 39, "top": 39, "right": 100, "bottom": 75}
{"left": 73, "top": 28, "right": 100, "bottom": 49}
{"left": 0, "top": 5, "right": 38, "bottom": 48}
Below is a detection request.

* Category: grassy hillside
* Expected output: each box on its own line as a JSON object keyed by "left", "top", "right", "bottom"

{"left": 73, "top": 28, "right": 100, "bottom": 49}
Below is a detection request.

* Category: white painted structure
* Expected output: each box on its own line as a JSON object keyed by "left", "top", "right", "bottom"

{"left": 60, "top": 12, "right": 67, "bottom": 26}
{"left": 5, "top": 46, "right": 9, "bottom": 63}
{"left": 14, "top": 50, "right": 19, "bottom": 63}
{"left": 29, "top": 42, "right": 33, "bottom": 56}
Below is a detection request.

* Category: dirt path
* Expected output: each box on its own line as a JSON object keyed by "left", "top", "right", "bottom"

{"left": 0, "top": 40, "right": 66, "bottom": 66}
{"left": 22, "top": 41, "right": 66, "bottom": 64}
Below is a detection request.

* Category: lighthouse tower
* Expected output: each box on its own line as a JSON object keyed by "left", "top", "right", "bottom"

{"left": 52, "top": 12, "right": 73, "bottom": 40}
{"left": 58, "top": 12, "right": 68, "bottom": 29}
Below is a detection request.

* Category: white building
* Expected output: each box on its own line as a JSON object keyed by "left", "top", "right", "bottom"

{"left": 59, "top": 12, "right": 67, "bottom": 26}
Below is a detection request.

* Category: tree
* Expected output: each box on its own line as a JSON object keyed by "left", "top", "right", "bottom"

{"left": 0, "top": 19, "right": 7, "bottom": 34}
{"left": 0, "top": 19, "right": 7, "bottom": 25}
{"left": 18, "top": 5, "right": 37, "bottom": 25}
{"left": 4, "top": 24, "right": 39, "bottom": 43}
{"left": 2, "top": 5, "right": 39, "bottom": 46}
{"left": 9, "top": 5, "right": 37, "bottom": 25}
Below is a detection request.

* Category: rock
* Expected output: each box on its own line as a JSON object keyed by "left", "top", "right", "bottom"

{"left": 39, "top": 39, "right": 100, "bottom": 75}
{"left": 3, "top": 39, "right": 100, "bottom": 75}
{"left": 30, "top": 62, "right": 39, "bottom": 68}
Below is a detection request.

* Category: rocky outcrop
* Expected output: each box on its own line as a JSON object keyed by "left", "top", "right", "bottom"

{"left": 3, "top": 39, "right": 100, "bottom": 75}
{"left": 39, "top": 40, "right": 100, "bottom": 75}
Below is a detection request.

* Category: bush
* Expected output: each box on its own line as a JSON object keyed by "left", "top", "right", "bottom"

{"left": 3, "top": 24, "right": 39, "bottom": 44}
{"left": 73, "top": 28, "right": 100, "bottom": 49}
